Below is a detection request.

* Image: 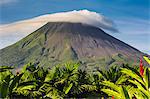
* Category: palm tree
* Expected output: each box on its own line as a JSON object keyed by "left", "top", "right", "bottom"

{"left": 99, "top": 65, "right": 132, "bottom": 98}
{"left": 121, "top": 66, "right": 150, "bottom": 98}
{"left": 0, "top": 63, "right": 48, "bottom": 98}
{"left": 101, "top": 64, "right": 150, "bottom": 99}
{"left": 0, "top": 66, "right": 28, "bottom": 98}
{"left": 42, "top": 62, "right": 97, "bottom": 98}
{"left": 15, "top": 63, "right": 48, "bottom": 98}
{"left": 101, "top": 80, "right": 132, "bottom": 99}
{"left": 97, "top": 66, "right": 122, "bottom": 83}
{"left": 39, "top": 62, "right": 80, "bottom": 98}
{"left": 69, "top": 70, "right": 97, "bottom": 98}
{"left": 0, "top": 66, "right": 14, "bottom": 98}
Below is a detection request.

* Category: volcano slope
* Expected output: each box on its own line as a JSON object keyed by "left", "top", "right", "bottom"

{"left": 0, "top": 22, "right": 145, "bottom": 70}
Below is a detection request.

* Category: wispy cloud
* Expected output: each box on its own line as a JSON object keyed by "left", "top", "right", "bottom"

{"left": 0, "top": 0, "right": 17, "bottom": 5}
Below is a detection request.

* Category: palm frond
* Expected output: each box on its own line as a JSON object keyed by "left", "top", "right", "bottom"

{"left": 101, "top": 89, "right": 121, "bottom": 99}
{"left": 101, "top": 81, "right": 120, "bottom": 92}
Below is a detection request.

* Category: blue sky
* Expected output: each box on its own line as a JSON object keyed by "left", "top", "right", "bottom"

{"left": 0, "top": 0, "right": 150, "bottom": 54}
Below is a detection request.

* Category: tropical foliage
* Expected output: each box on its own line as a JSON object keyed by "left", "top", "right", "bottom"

{"left": 0, "top": 60, "right": 150, "bottom": 98}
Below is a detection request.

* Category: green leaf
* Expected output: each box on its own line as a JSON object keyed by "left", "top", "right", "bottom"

{"left": 101, "top": 89, "right": 121, "bottom": 99}
{"left": 121, "top": 86, "right": 130, "bottom": 99}
{"left": 129, "top": 80, "right": 150, "bottom": 97}
{"left": 101, "top": 81, "right": 120, "bottom": 92}
{"left": 143, "top": 67, "right": 150, "bottom": 90}
{"left": 81, "top": 84, "right": 97, "bottom": 92}
{"left": 0, "top": 66, "right": 13, "bottom": 72}
{"left": 127, "top": 86, "right": 137, "bottom": 98}
{"left": 121, "top": 68, "right": 145, "bottom": 86}
{"left": 0, "top": 75, "right": 11, "bottom": 98}
{"left": 116, "top": 75, "right": 128, "bottom": 85}
{"left": 9, "top": 73, "right": 23, "bottom": 94}
{"left": 65, "top": 83, "right": 73, "bottom": 94}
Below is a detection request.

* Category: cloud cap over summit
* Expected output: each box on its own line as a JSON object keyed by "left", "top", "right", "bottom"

{"left": 33, "top": 10, "right": 118, "bottom": 32}
{"left": 0, "top": 10, "right": 118, "bottom": 49}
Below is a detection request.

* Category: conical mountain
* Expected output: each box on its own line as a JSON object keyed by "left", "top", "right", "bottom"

{"left": 0, "top": 22, "right": 144, "bottom": 70}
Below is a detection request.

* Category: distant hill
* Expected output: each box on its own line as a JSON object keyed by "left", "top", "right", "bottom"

{"left": 0, "top": 22, "right": 145, "bottom": 70}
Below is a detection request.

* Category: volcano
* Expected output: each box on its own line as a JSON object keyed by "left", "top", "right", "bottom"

{"left": 0, "top": 22, "right": 144, "bottom": 70}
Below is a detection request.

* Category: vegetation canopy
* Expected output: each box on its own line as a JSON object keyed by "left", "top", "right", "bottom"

{"left": 0, "top": 60, "right": 150, "bottom": 99}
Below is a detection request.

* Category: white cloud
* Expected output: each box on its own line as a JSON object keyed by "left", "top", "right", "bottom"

{"left": 0, "top": 10, "right": 118, "bottom": 49}
{"left": 0, "top": 0, "right": 17, "bottom": 5}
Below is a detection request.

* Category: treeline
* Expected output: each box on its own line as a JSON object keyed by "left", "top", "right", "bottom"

{"left": 0, "top": 62, "right": 150, "bottom": 99}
